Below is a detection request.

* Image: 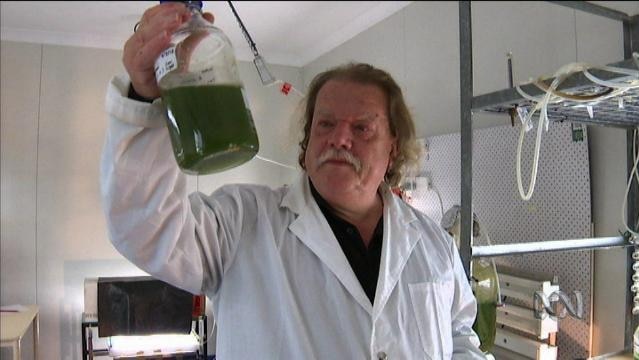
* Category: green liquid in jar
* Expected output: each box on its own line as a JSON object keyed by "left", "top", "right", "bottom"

{"left": 161, "top": 84, "right": 259, "bottom": 175}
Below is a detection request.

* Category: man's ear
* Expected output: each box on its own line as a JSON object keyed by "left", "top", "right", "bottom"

{"left": 387, "top": 140, "right": 398, "bottom": 172}
{"left": 390, "top": 140, "right": 398, "bottom": 160}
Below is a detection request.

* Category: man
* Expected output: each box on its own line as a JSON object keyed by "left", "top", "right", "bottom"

{"left": 101, "top": 2, "right": 483, "bottom": 358}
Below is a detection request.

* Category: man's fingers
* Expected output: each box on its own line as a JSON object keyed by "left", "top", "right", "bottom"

{"left": 125, "top": 3, "right": 190, "bottom": 73}
{"left": 202, "top": 12, "right": 214, "bottom": 23}
{"left": 140, "top": 2, "right": 187, "bottom": 27}
{"left": 136, "top": 7, "right": 189, "bottom": 45}
{"left": 122, "top": 2, "right": 218, "bottom": 100}
{"left": 131, "top": 31, "right": 171, "bottom": 71}
{"left": 124, "top": 29, "right": 172, "bottom": 99}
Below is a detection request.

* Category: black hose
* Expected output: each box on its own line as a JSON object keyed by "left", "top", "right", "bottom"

{"left": 227, "top": 1, "right": 260, "bottom": 57}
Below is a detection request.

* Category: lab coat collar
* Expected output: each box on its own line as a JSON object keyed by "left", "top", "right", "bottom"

{"left": 282, "top": 174, "right": 373, "bottom": 314}
{"left": 281, "top": 174, "right": 422, "bottom": 319}
{"left": 373, "top": 184, "right": 422, "bottom": 322}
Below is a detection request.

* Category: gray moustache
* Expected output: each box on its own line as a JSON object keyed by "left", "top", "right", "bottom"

{"left": 317, "top": 149, "right": 362, "bottom": 173}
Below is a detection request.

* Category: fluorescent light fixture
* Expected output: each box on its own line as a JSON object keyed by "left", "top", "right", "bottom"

{"left": 108, "top": 333, "right": 200, "bottom": 358}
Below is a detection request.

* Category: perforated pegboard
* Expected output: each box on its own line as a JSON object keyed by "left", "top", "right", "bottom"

{"left": 409, "top": 122, "right": 592, "bottom": 359}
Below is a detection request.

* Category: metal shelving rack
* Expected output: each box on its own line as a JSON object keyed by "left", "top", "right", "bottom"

{"left": 473, "top": 58, "right": 639, "bottom": 128}
{"left": 457, "top": 0, "right": 639, "bottom": 351}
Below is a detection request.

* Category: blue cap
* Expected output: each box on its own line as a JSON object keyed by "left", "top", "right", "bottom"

{"left": 159, "top": 1, "right": 203, "bottom": 10}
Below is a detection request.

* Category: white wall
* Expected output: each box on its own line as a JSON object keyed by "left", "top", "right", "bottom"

{"left": 1, "top": 40, "right": 40, "bottom": 360}
{"left": 0, "top": 40, "right": 302, "bottom": 359}
{"left": 301, "top": 1, "right": 632, "bottom": 356}
{"left": 1, "top": 42, "right": 40, "bottom": 306}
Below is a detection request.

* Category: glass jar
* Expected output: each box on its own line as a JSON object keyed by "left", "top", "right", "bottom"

{"left": 154, "top": 0, "right": 259, "bottom": 175}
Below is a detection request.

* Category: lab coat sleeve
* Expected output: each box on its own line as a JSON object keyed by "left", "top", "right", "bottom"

{"left": 449, "top": 236, "right": 485, "bottom": 359}
{"left": 100, "top": 75, "right": 237, "bottom": 296}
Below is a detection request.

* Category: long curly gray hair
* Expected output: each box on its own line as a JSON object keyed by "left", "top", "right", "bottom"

{"left": 298, "top": 63, "right": 421, "bottom": 187}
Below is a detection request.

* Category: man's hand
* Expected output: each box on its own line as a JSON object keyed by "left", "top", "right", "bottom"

{"left": 123, "top": 3, "right": 214, "bottom": 100}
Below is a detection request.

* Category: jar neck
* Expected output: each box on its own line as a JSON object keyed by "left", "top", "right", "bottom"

{"left": 184, "top": 1, "right": 203, "bottom": 13}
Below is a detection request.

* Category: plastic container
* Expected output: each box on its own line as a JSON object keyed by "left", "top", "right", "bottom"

{"left": 154, "top": 0, "right": 259, "bottom": 175}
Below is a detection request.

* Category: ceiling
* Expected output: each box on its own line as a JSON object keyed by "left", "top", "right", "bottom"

{"left": 0, "top": 1, "right": 412, "bottom": 67}
{"left": 1, "top": 1, "right": 637, "bottom": 68}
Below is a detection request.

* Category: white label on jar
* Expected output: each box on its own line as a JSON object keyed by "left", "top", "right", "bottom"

{"left": 154, "top": 45, "right": 177, "bottom": 82}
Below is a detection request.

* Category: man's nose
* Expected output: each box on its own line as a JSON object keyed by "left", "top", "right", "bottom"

{"left": 327, "top": 122, "right": 353, "bottom": 149}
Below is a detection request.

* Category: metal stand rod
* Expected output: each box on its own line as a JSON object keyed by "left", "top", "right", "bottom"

{"left": 459, "top": 0, "right": 473, "bottom": 279}
{"left": 623, "top": 14, "right": 639, "bottom": 351}
{"left": 472, "top": 236, "right": 629, "bottom": 257}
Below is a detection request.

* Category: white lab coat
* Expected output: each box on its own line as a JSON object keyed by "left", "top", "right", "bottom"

{"left": 100, "top": 75, "right": 484, "bottom": 359}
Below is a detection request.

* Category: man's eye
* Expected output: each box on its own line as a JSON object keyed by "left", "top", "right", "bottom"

{"left": 354, "top": 124, "right": 373, "bottom": 135}
{"left": 318, "top": 120, "right": 334, "bottom": 128}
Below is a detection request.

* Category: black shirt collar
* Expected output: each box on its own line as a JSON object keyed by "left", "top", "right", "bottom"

{"left": 309, "top": 178, "right": 384, "bottom": 304}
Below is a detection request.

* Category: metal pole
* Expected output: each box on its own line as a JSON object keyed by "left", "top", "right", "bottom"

{"left": 472, "top": 236, "right": 628, "bottom": 258}
{"left": 624, "top": 16, "right": 638, "bottom": 352}
{"left": 625, "top": 129, "right": 638, "bottom": 351}
{"left": 459, "top": 0, "right": 473, "bottom": 279}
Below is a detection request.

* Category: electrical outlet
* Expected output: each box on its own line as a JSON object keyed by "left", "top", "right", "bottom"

{"left": 416, "top": 175, "right": 431, "bottom": 191}
{"left": 422, "top": 172, "right": 433, "bottom": 191}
